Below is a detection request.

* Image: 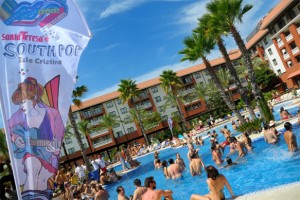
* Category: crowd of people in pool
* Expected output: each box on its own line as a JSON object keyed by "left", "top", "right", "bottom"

{"left": 47, "top": 105, "right": 300, "bottom": 200}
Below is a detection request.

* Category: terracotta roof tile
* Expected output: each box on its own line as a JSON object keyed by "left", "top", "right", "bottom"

{"left": 73, "top": 51, "right": 244, "bottom": 111}
{"left": 246, "top": 29, "right": 269, "bottom": 49}
{"left": 260, "top": 0, "right": 293, "bottom": 29}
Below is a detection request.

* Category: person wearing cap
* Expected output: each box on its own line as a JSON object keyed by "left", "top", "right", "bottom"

{"left": 283, "top": 122, "right": 298, "bottom": 152}
{"left": 132, "top": 179, "right": 147, "bottom": 200}
{"left": 269, "top": 120, "right": 279, "bottom": 136}
{"left": 263, "top": 125, "right": 278, "bottom": 144}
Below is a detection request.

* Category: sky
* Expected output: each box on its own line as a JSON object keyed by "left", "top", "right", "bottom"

{"left": 0, "top": 0, "right": 281, "bottom": 128}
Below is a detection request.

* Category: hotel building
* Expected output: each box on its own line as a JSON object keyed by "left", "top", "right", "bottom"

{"left": 59, "top": 0, "right": 300, "bottom": 165}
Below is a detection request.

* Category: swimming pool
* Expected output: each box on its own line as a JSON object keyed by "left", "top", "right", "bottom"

{"left": 105, "top": 100, "right": 300, "bottom": 199}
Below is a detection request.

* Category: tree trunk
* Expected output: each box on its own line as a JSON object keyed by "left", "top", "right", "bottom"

{"left": 85, "top": 133, "right": 93, "bottom": 153}
{"left": 171, "top": 86, "right": 187, "bottom": 132}
{"left": 131, "top": 98, "right": 150, "bottom": 146}
{"left": 202, "top": 56, "right": 246, "bottom": 123}
{"left": 217, "top": 38, "right": 257, "bottom": 120}
{"left": 62, "top": 142, "right": 69, "bottom": 159}
{"left": 68, "top": 107, "right": 93, "bottom": 172}
{"left": 230, "top": 25, "right": 274, "bottom": 123}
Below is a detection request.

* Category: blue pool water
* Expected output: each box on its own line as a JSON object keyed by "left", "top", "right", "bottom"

{"left": 105, "top": 100, "right": 300, "bottom": 199}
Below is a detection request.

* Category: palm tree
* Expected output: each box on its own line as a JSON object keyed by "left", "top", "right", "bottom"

{"left": 98, "top": 113, "right": 120, "bottom": 140}
{"left": 0, "top": 129, "right": 9, "bottom": 159}
{"left": 179, "top": 31, "right": 246, "bottom": 123}
{"left": 118, "top": 79, "right": 150, "bottom": 145}
{"left": 206, "top": 0, "right": 273, "bottom": 122}
{"left": 198, "top": 13, "right": 256, "bottom": 120}
{"left": 216, "top": 68, "right": 234, "bottom": 101}
{"left": 159, "top": 70, "right": 187, "bottom": 132}
{"left": 69, "top": 85, "right": 93, "bottom": 172}
{"left": 62, "top": 124, "right": 73, "bottom": 159}
{"left": 194, "top": 82, "right": 209, "bottom": 110}
{"left": 77, "top": 120, "right": 95, "bottom": 152}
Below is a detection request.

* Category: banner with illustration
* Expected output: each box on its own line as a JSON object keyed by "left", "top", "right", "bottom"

{"left": 0, "top": 0, "right": 90, "bottom": 199}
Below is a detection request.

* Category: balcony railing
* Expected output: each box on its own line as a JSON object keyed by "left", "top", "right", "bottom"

{"left": 90, "top": 128, "right": 109, "bottom": 138}
{"left": 90, "top": 119, "right": 101, "bottom": 126}
{"left": 283, "top": 53, "right": 290, "bottom": 60}
{"left": 292, "top": 47, "right": 299, "bottom": 55}
{"left": 297, "top": 27, "right": 300, "bottom": 34}
{"left": 138, "top": 102, "right": 152, "bottom": 109}
{"left": 180, "top": 88, "right": 196, "bottom": 96}
{"left": 286, "top": 34, "right": 293, "bottom": 42}
{"left": 277, "top": 40, "right": 284, "bottom": 48}
{"left": 93, "top": 139, "right": 113, "bottom": 148}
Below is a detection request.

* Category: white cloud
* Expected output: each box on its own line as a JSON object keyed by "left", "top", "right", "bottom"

{"left": 90, "top": 43, "right": 120, "bottom": 53}
{"left": 176, "top": 0, "right": 210, "bottom": 32}
{"left": 84, "top": 60, "right": 201, "bottom": 100}
{"left": 100, "top": 0, "right": 147, "bottom": 18}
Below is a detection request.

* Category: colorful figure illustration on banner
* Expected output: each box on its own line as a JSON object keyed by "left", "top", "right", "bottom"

{"left": 8, "top": 76, "right": 64, "bottom": 199}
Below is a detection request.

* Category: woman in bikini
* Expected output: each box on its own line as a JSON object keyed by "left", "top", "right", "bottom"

{"left": 190, "top": 165, "right": 235, "bottom": 200}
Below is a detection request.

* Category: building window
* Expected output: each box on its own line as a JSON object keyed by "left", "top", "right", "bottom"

{"left": 268, "top": 48, "right": 273, "bottom": 55}
{"left": 151, "top": 87, "right": 158, "bottom": 93}
{"left": 72, "top": 113, "right": 78, "bottom": 120}
{"left": 83, "top": 110, "right": 92, "bottom": 118}
{"left": 287, "top": 60, "right": 293, "bottom": 67}
{"left": 182, "top": 76, "right": 192, "bottom": 84}
{"left": 106, "top": 101, "right": 113, "bottom": 108}
{"left": 120, "top": 107, "right": 127, "bottom": 114}
{"left": 113, "top": 123, "right": 120, "bottom": 128}
{"left": 65, "top": 138, "right": 72, "bottom": 144}
{"left": 94, "top": 106, "right": 102, "bottom": 115}
{"left": 109, "top": 111, "right": 116, "bottom": 116}
{"left": 270, "top": 27, "right": 276, "bottom": 35}
{"left": 263, "top": 38, "right": 268, "bottom": 45}
{"left": 290, "top": 42, "right": 297, "bottom": 50}
{"left": 272, "top": 59, "right": 278, "bottom": 66}
{"left": 115, "top": 131, "right": 123, "bottom": 138}
{"left": 287, "top": 9, "right": 296, "bottom": 20}
{"left": 296, "top": 55, "right": 300, "bottom": 63}
{"left": 277, "top": 69, "right": 282, "bottom": 76}
{"left": 127, "top": 127, "right": 134, "bottom": 133}
{"left": 158, "top": 106, "right": 164, "bottom": 112}
{"left": 194, "top": 73, "right": 201, "bottom": 79}
{"left": 277, "top": 18, "right": 285, "bottom": 29}
{"left": 282, "top": 48, "right": 287, "bottom": 55}
{"left": 162, "top": 115, "right": 168, "bottom": 121}
{"left": 117, "top": 98, "right": 122, "bottom": 105}
{"left": 83, "top": 143, "right": 88, "bottom": 149}
{"left": 155, "top": 96, "right": 162, "bottom": 102}
{"left": 68, "top": 148, "right": 75, "bottom": 154}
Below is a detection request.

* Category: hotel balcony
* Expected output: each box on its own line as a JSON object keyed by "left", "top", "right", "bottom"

{"left": 90, "top": 119, "right": 101, "bottom": 126}
{"left": 180, "top": 88, "right": 196, "bottom": 96}
{"left": 285, "top": 34, "right": 293, "bottom": 42}
{"left": 283, "top": 53, "right": 290, "bottom": 60}
{"left": 137, "top": 102, "right": 152, "bottom": 109}
{"left": 93, "top": 138, "right": 113, "bottom": 149}
{"left": 90, "top": 128, "right": 109, "bottom": 138}
{"left": 277, "top": 40, "right": 284, "bottom": 48}
{"left": 292, "top": 47, "right": 299, "bottom": 55}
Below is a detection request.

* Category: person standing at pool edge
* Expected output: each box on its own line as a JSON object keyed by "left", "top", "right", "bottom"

{"left": 283, "top": 122, "right": 298, "bottom": 152}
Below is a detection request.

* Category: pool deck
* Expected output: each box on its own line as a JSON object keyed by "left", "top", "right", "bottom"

{"left": 236, "top": 182, "right": 300, "bottom": 200}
